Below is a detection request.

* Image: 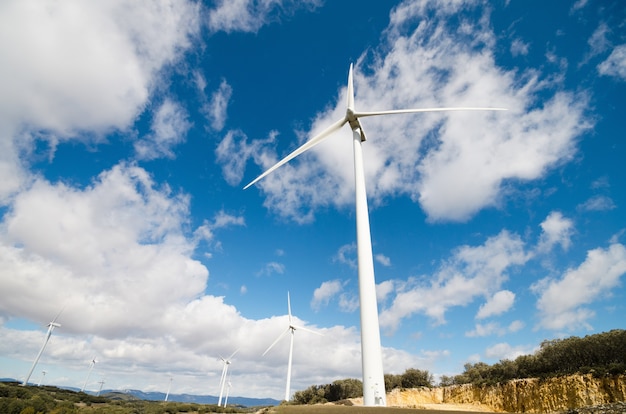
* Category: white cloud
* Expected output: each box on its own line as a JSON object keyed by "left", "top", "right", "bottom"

{"left": 334, "top": 243, "right": 357, "bottom": 270}
{"left": 256, "top": 261, "right": 285, "bottom": 277}
{"left": 0, "top": 0, "right": 200, "bottom": 201}
{"left": 510, "top": 38, "right": 529, "bottom": 57}
{"left": 578, "top": 195, "right": 616, "bottom": 212}
{"left": 240, "top": 0, "right": 591, "bottom": 223}
{"left": 465, "top": 319, "right": 524, "bottom": 338}
{"left": 484, "top": 342, "right": 533, "bottom": 361}
{"left": 586, "top": 22, "right": 611, "bottom": 60}
{"left": 598, "top": 44, "right": 626, "bottom": 80}
{"left": 476, "top": 290, "right": 515, "bottom": 319}
{"left": 338, "top": 293, "right": 360, "bottom": 313}
{"left": 533, "top": 243, "right": 626, "bottom": 331}
{"left": 375, "top": 253, "right": 392, "bottom": 267}
{"left": 135, "top": 99, "right": 191, "bottom": 160}
{"left": 465, "top": 322, "right": 501, "bottom": 338}
{"left": 508, "top": 320, "right": 524, "bottom": 332}
{"left": 376, "top": 279, "right": 395, "bottom": 303}
{"left": 379, "top": 230, "right": 529, "bottom": 332}
{"left": 207, "top": 0, "right": 322, "bottom": 34}
{"left": 0, "top": 163, "right": 207, "bottom": 335}
{"left": 536, "top": 211, "right": 574, "bottom": 253}
{"left": 311, "top": 280, "right": 343, "bottom": 310}
{"left": 206, "top": 80, "right": 233, "bottom": 131}
{"left": 216, "top": 130, "right": 278, "bottom": 187}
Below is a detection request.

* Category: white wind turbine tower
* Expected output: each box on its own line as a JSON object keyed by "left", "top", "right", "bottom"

{"left": 22, "top": 308, "right": 63, "bottom": 386}
{"left": 217, "top": 349, "right": 238, "bottom": 407}
{"left": 81, "top": 357, "right": 97, "bottom": 392}
{"left": 262, "top": 292, "right": 322, "bottom": 402}
{"left": 245, "top": 64, "right": 506, "bottom": 406}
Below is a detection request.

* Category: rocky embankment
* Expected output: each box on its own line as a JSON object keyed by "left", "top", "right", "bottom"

{"left": 376, "top": 374, "right": 626, "bottom": 413}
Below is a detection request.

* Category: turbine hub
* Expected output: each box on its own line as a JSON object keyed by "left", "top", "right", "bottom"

{"left": 346, "top": 108, "right": 359, "bottom": 130}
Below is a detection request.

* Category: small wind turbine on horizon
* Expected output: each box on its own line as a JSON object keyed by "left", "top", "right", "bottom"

{"left": 224, "top": 374, "right": 232, "bottom": 406}
{"left": 81, "top": 357, "right": 98, "bottom": 392}
{"left": 164, "top": 377, "right": 173, "bottom": 402}
{"left": 245, "top": 64, "right": 506, "bottom": 406}
{"left": 22, "top": 308, "right": 64, "bottom": 386}
{"left": 97, "top": 379, "right": 105, "bottom": 396}
{"left": 37, "top": 370, "right": 47, "bottom": 387}
{"left": 262, "top": 292, "right": 322, "bottom": 402}
{"left": 217, "top": 349, "right": 238, "bottom": 407}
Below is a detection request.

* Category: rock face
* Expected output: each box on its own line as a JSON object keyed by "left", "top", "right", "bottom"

{"left": 384, "top": 374, "right": 626, "bottom": 413}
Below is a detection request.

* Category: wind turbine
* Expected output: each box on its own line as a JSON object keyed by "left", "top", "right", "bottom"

{"left": 224, "top": 375, "right": 232, "bottom": 406}
{"left": 262, "top": 292, "right": 322, "bottom": 402}
{"left": 81, "top": 357, "right": 97, "bottom": 392}
{"left": 97, "top": 379, "right": 105, "bottom": 396}
{"left": 245, "top": 64, "right": 506, "bottom": 406}
{"left": 22, "top": 308, "right": 64, "bottom": 386}
{"left": 37, "top": 370, "right": 47, "bottom": 387}
{"left": 217, "top": 349, "right": 238, "bottom": 407}
{"left": 164, "top": 377, "right": 173, "bottom": 402}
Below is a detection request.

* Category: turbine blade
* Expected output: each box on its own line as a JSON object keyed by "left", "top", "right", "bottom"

{"left": 243, "top": 117, "right": 347, "bottom": 190}
{"left": 287, "top": 292, "right": 292, "bottom": 324}
{"left": 51, "top": 304, "right": 66, "bottom": 325}
{"left": 347, "top": 64, "right": 355, "bottom": 111}
{"left": 228, "top": 348, "right": 240, "bottom": 360}
{"left": 262, "top": 327, "right": 290, "bottom": 356}
{"left": 292, "top": 324, "right": 323, "bottom": 336}
{"left": 354, "top": 107, "right": 507, "bottom": 118}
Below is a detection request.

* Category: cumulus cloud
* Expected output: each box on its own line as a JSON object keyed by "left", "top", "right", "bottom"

{"left": 379, "top": 230, "right": 529, "bottom": 333}
{"left": 135, "top": 99, "right": 192, "bottom": 160}
{"left": 536, "top": 211, "right": 574, "bottom": 253}
{"left": 0, "top": 0, "right": 200, "bottom": 201}
{"left": 238, "top": 0, "right": 591, "bottom": 223}
{"left": 311, "top": 280, "right": 343, "bottom": 310}
{"left": 0, "top": 162, "right": 207, "bottom": 334}
{"left": 533, "top": 243, "right": 626, "bottom": 331}
{"left": 476, "top": 290, "right": 515, "bottom": 319}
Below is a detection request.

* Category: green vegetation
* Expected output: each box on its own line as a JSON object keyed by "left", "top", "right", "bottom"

{"left": 450, "top": 329, "right": 626, "bottom": 386}
{"left": 292, "top": 369, "right": 433, "bottom": 404}
{"left": 0, "top": 381, "right": 263, "bottom": 414}
{"left": 293, "top": 330, "right": 626, "bottom": 404}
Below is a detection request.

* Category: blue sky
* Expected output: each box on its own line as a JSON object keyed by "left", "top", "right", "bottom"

{"left": 1, "top": 0, "right": 625, "bottom": 401}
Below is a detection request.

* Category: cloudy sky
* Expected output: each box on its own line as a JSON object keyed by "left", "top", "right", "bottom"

{"left": 1, "top": 0, "right": 625, "bottom": 401}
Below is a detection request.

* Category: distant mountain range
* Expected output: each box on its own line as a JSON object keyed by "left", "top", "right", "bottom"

{"left": 1, "top": 378, "right": 280, "bottom": 407}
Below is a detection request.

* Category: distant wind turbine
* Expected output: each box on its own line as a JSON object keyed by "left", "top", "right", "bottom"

{"left": 37, "top": 370, "right": 47, "bottom": 387}
{"left": 224, "top": 375, "right": 232, "bottom": 406}
{"left": 262, "top": 292, "right": 322, "bottom": 402}
{"left": 217, "top": 349, "right": 238, "bottom": 407}
{"left": 164, "top": 377, "right": 173, "bottom": 402}
{"left": 81, "top": 357, "right": 97, "bottom": 392}
{"left": 97, "top": 379, "right": 105, "bottom": 396}
{"left": 22, "top": 308, "right": 64, "bottom": 386}
{"left": 245, "top": 64, "right": 506, "bottom": 406}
